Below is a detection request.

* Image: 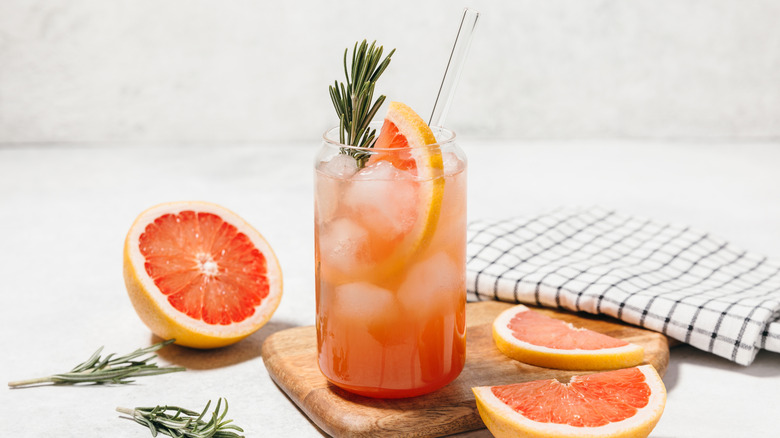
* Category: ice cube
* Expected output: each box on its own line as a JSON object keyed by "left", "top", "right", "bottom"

{"left": 353, "top": 159, "right": 415, "bottom": 181}
{"left": 397, "top": 252, "right": 464, "bottom": 319}
{"left": 333, "top": 282, "right": 396, "bottom": 323}
{"left": 333, "top": 282, "right": 407, "bottom": 347}
{"left": 318, "top": 153, "right": 359, "bottom": 179}
{"left": 442, "top": 152, "right": 464, "bottom": 175}
{"left": 317, "top": 218, "right": 369, "bottom": 276}
{"left": 345, "top": 160, "right": 418, "bottom": 237}
{"left": 315, "top": 173, "right": 346, "bottom": 224}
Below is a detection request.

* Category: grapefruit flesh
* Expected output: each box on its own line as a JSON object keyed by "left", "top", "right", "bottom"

{"left": 473, "top": 365, "right": 666, "bottom": 438}
{"left": 124, "top": 201, "right": 282, "bottom": 349}
{"left": 508, "top": 308, "right": 628, "bottom": 350}
{"left": 139, "top": 210, "right": 269, "bottom": 325}
{"left": 373, "top": 119, "right": 416, "bottom": 171}
{"left": 493, "top": 305, "right": 644, "bottom": 370}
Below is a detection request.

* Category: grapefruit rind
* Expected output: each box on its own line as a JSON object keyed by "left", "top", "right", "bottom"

{"left": 493, "top": 304, "right": 644, "bottom": 370}
{"left": 123, "top": 201, "right": 283, "bottom": 349}
{"left": 472, "top": 365, "right": 666, "bottom": 438}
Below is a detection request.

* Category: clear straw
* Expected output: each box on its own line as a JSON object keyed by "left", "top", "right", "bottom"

{"left": 429, "top": 8, "right": 480, "bottom": 128}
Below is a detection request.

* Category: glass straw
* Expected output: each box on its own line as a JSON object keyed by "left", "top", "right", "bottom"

{"left": 429, "top": 8, "right": 480, "bottom": 128}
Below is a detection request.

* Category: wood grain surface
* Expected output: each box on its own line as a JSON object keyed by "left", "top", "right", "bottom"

{"left": 261, "top": 301, "right": 670, "bottom": 437}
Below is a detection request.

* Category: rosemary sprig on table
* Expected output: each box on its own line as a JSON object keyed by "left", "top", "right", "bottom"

{"left": 117, "top": 398, "right": 244, "bottom": 438}
{"left": 7, "top": 339, "right": 184, "bottom": 388}
{"left": 329, "top": 39, "right": 395, "bottom": 167}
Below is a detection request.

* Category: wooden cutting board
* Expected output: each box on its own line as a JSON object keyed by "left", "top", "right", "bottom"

{"left": 261, "top": 301, "right": 670, "bottom": 437}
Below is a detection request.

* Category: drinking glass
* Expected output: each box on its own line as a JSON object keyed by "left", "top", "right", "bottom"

{"left": 314, "top": 123, "right": 467, "bottom": 398}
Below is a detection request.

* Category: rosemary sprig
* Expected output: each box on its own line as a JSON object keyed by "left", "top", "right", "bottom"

{"left": 117, "top": 398, "right": 244, "bottom": 438}
{"left": 329, "top": 39, "right": 395, "bottom": 167}
{"left": 7, "top": 339, "right": 185, "bottom": 388}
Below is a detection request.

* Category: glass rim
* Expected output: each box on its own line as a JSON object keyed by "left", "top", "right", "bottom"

{"left": 321, "top": 123, "right": 456, "bottom": 152}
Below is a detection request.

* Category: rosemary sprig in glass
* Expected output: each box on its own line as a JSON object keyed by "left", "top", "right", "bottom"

{"left": 329, "top": 39, "right": 395, "bottom": 168}
{"left": 117, "top": 398, "right": 244, "bottom": 438}
{"left": 7, "top": 339, "right": 184, "bottom": 388}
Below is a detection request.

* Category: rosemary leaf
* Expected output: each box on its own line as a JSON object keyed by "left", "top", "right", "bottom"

{"left": 329, "top": 39, "right": 395, "bottom": 168}
{"left": 117, "top": 398, "right": 245, "bottom": 438}
{"left": 7, "top": 339, "right": 184, "bottom": 388}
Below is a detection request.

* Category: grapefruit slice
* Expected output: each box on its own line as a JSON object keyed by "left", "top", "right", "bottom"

{"left": 369, "top": 101, "right": 445, "bottom": 270}
{"left": 473, "top": 365, "right": 666, "bottom": 438}
{"left": 493, "top": 305, "right": 644, "bottom": 370}
{"left": 123, "top": 201, "right": 282, "bottom": 349}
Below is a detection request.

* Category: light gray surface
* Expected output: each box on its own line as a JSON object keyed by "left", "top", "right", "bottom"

{"left": 2, "top": 0, "right": 780, "bottom": 143}
{"left": 1, "top": 140, "right": 779, "bottom": 437}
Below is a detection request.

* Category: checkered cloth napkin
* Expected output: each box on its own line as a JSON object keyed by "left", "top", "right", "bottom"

{"left": 467, "top": 206, "right": 780, "bottom": 365}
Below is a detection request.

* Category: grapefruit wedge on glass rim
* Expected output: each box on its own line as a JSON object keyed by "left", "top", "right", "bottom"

{"left": 493, "top": 304, "right": 644, "bottom": 370}
{"left": 123, "top": 201, "right": 282, "bottom": 349}
{"left": 473, "top": 365, "right": 666, "bottom": 438}
{"left": 368, "top": 101, "right": 445, "bottom": 271}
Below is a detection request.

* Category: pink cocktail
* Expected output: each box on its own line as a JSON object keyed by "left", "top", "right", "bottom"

{"left": 314, "top": 125, "right": 467, "bottom": 398}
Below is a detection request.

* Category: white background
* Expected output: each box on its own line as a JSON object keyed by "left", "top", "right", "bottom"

{"left": 2, "top": 2, "right": 779, "bottom": 438}
{"left": 1, "top": 0, "right": 779, "bottom": 143}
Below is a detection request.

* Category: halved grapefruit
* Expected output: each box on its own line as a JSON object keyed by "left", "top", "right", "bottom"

{"left": 493, "top": 304, "right": 644, "bottom": 370}
{"left": 473, "top": 365, "right": 666, "bottom": 438}
{"left": 123, "top": 201, "right": 282, "bottom": 349}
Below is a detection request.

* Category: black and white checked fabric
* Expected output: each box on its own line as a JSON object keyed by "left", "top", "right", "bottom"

{"left": 467, "top": 206, "right": 780, "bottom": 366}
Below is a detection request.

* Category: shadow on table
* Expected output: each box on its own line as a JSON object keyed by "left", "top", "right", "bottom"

{"left": 663, "top": 344, "right": 780, "bottom": 393}
{"left": 153, "top": 319, "right": 298, "bottom": 369}
{"left": 269, "top": 379, "right": 331, "bottom": 438}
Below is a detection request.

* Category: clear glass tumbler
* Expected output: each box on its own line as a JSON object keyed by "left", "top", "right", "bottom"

{"left": 314, "top": 124, "right": 467, "bottom": 398}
